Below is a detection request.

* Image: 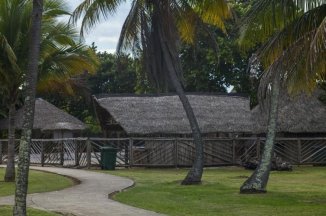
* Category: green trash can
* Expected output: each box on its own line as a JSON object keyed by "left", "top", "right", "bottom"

{"left": 101, "top": 146, "right": 118, "bottom": 170}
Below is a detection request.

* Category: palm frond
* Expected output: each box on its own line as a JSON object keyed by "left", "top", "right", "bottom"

{"left": 0, "top": 34, "right": 18, "bottom": 67}
{"left": 239, "top": 0, "right": 299, "bottom": 49}
{"left": 192, "top": 0, "right": 230, "bottom": 31}
{"left": 43, "top": 0, "right": 71, "bottom": 19}
{"left": 116, "top": 0, "right": 144, "bottom": 54}
{"left": 71, "top": 0, "right": 125, "bottom": 37}
{"left": 0, "top": 0, "right": 98, "bottom": 100}
{"left": 257, "top": 5, "right": 326, "bottom": 95}
{"left": 308, "top": 17, "right": 326, "bottom": 81}
{"left": 258, "top": 4, "right": 326, "bottom": 66}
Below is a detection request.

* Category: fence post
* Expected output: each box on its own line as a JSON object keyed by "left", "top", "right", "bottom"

{"left": 256, "top": 137, "right": 261, "bottom": 160}
{"left": 129, "top": 138, "right": 133, "bottom": 168}
{"left": 232, "top": 139, "right": 236, "bottom": 165}
{"left": 124, "top": 140, "right": 129, "bottom": 167}
{"left": 297, "top": 139, "right": 302, "bottom": 164}
{"left": 41, "top": 141, "right": 45, "bottom": 167}
{"left": 75, "top": 140, "right": 79, "bottom": 167}
{"left": 60, "top": 140, "right": 64, "bottom": 166}
{"left": 86, "top": 138, "right": 91, "bottom": 169}
{"left": 0, "top": 141, "right": 3, "bottom": 164}
{"left": 0, "top": 140, "right": 2, "bottom": 164}
{"left": 174, "top": 138, "right": 178, "bottom": 168}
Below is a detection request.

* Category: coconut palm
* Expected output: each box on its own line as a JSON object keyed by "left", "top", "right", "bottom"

{"left": 0, "top": 0, "right": 98, "bottom": 182}
{"left": 239, "top": 0, "right": 326, "bottom": 193}
{"left": 72, "top": 0, "right": 230, "bottom": 184}
{"left": 11, "top": 0, "right": 98, "bottom": 214}
{"left": 0, "top": 0, "right": 33, "bottom": 182}
{"left": 13, "top": 0, "right": 44, "bottom": 214}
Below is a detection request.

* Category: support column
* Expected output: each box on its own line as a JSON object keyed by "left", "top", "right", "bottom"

{"left": 129, "top": 138, "right": 133, "bottom": 168}
{"left": 41, "top": 141, "right": 45, "bottom": 167}
{"left": 86, "top": 138, "right": 91, "bottom": 169}
{"left": 297, "top": 139, "right": 302, "bottom": 164}
{"left": 0, "top": 141, "right": 3, "bottom": 164}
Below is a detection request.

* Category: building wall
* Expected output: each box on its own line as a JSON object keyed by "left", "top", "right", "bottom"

{"left": 53, "top": 130, "right": 73, "bottom": 139}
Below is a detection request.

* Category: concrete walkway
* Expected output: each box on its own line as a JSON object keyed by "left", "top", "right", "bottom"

{"left": 0, "top": 166, "right": 164, "bottom": 216}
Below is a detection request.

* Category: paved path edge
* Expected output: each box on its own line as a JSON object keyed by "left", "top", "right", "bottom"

{"left": 0, "top": 166, "right": 164, "bottom": 216}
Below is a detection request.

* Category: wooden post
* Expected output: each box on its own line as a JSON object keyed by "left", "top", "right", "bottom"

{"left": 86, "top": 138, "right": 91, "bottom": 169}
{"left": 129, "top": 138, "right": 133, "bottom": 167}
{"left": 232, "top": 139, "right": 236, "bottom": 165}
{"left": 256, "top": 137, "right": 261, "bottom": 160}
{"left": 174, "top": 139, "right": 178, "bottom": 168}
{"left": 0, "top": 141, "right": 3, "bottom": 164}
{"left": 297, "top": 139, "right": 302, "bottom": 164}
{"left": 75, "top": 140, "right": 79, "bottom": 167}
{"left": 60, "top": 140, "right": 64, "bottom": 166}
{"left": 124, "top": 142, "right": 129, "bottom": 167}
{"left": 41, "top": 141, "right": 45, "bottom": 167}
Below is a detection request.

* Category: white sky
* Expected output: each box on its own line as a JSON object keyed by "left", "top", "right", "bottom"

{"left": 66, "top": 1, "right": 131, "bottom": 53}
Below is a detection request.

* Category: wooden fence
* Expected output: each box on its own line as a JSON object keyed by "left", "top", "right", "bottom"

{"left": 0, "top": 137, "right": 325, "bottom": 168}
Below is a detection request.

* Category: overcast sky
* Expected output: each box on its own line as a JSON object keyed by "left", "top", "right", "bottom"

{"left": 66, "top": 1, "right": 131, "bottom": 53}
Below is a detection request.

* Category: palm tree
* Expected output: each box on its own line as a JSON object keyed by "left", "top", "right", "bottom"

{"left": 72, "top": 0, "right": 230, "bottom": 184}
{"left": 0, "top": 0, "right": 97, "bottom": 181}
{"left": 13, "top": 0, "right": 44, "bottom": 214}
{"left": 0, "top": 0, "right": 27, "bottom": 182}
{"left": 0, "top": 0, "right": 98, "bottom": 182}
{"left": 239, "top": 0, "right": 326, "bottom": 193}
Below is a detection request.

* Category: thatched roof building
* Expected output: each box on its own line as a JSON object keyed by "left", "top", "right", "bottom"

{"left": 94, "top": 94, "right": 254, "bottom": 136}
{"left": 253, "top": 90, "right": 326, "bottom": 134}
{"left": 0, "top": 98, "right": 86, "bottom": 134}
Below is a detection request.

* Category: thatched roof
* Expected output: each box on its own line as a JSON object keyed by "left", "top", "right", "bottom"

{"left": 0, "top": 98, "right": 86, "bottom": 131}
{"left": 253, "top": 90, "right": 326, "bottom": 133}
{"left": 94, "top": 94, "right": 254, "bottom": 135}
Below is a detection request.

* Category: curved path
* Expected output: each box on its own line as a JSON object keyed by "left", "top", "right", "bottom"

{"left": 0, "top": 166, "right": 164, "bottom": 216}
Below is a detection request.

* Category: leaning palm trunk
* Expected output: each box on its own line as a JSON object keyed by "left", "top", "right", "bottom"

{"left": 13, "top": 0, "right": 43, "bottom": 215}
{"left": 169, "top": 63, "right": 204, "bottom": 185}
{"left": 4, "top": 102, "right": 16, "bottom": 182}
{"left": 240, "top": 74, "right": 281, "bottom": 193}
{"left": 161, "top": 41, "right": 204, "bottom": 184}
{"left": 155, "top": 1, "right": 204, "bottom": 184}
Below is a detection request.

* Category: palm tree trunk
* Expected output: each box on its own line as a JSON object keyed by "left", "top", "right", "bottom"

{"left": 169, "top": 63, "right": 204, "bottom": 185}
{"left": 4, "top": 102, "right": 16, "bottom": 182}
{"left": 13, "top": 0, "right": 43, "bottom": 215}
{"left": 158, "top": 26, "right": 204, "bottom": 185}
{"left": 240, "top": 74, "right": 281, "bottom": 193}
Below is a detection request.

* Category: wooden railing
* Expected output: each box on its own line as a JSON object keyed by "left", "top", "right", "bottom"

{"left": 0, "top": 137, "right": 325, "bottom": 167}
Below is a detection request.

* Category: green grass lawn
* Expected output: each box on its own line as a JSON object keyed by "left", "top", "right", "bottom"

{"left": 0, "top": 168, "right": 74, "bottom": 197}
{"left": 0, "top": 168, "right": 75, "bottom": 216}
{"left": 0, "top": 206, "right": 59, "bottom": 216}
{"left": 105, "top": 166, "right": 326, "bottom": 216}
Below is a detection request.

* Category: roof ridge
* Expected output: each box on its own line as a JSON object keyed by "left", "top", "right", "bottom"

{"left": 94, "top": 92, "right": 249, "bottom": 99}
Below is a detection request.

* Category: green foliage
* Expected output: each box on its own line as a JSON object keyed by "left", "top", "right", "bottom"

{"left": 88, "top": 52, "right": 137, "bottom": 94}
{"left": 0, "top": 0, "right": 98, "bottom": 110}
{"left": 182, "top": 44, "right": 225, "bottom": 92}
{"left": 239, "top": 0, "right": 326, "bottom": 97}
{"left": 72, "top": 0, "right": 231, "bottom": 93}
{"left": 0, "top": 168, "right": 74, "bottom": 197}
{"left": 105, "top": 167, "right": 326, "bottom": 216}
{"left": 181, "top": 1, "right": 258, "bottom": 106}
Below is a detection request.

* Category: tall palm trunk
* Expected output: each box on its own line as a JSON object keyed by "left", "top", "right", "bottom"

{"left": 13, "top": 0, "right": 43, "bottom": 215}
{"left": 167, "top": 54, "right": 204, "bottom": 184}
{"left": 4, "top": 102, "right": 16, "bottom": 182}
{"left": 240, "top": 74, "right": 281, "bottom": 193}
{"left": 155, "top": 0, "right": 204, "bottom": 184}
